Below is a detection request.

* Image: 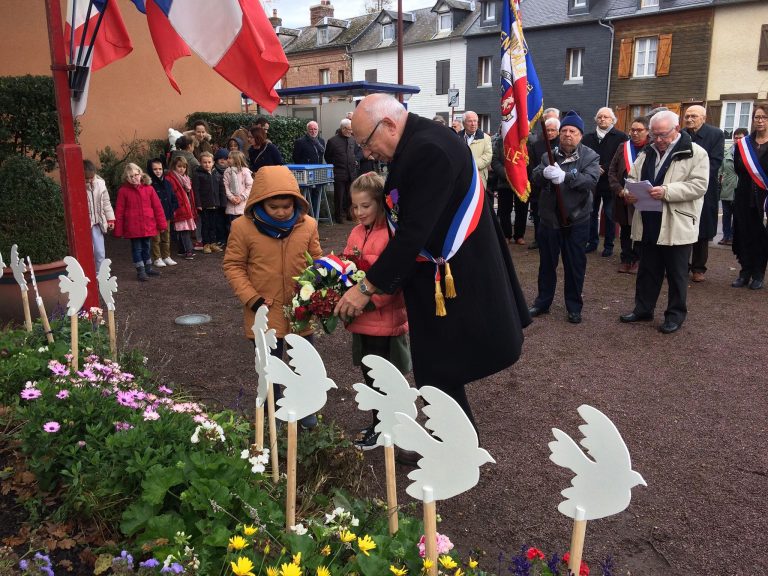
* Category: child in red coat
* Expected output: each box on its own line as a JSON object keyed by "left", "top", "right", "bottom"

{"left": 114, "top": 163, "right": 167, "bottom": 282}
{"left": 343, "top": 172, "right": 411, "bottom": 450}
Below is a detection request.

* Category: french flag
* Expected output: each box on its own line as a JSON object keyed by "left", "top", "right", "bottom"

{"left": 132, "top": 0, "right": 289, "bottom": 112}
{"left": 65, "top": 0, "right": 133, "bottom": 116}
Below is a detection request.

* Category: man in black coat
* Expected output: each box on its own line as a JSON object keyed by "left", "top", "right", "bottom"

{"left": 324, "top": 118, "right": 358, "bottom": 222}
{"left": 292, "top": 121, "right": 326, "bottom": 217}
{"left": 335, "top": 93, "right": 530, "bottom": 430}
{"left": 582, "top": 107, "right": 628, "bottom": 257}
{"left": 684, "top": 105, "right": 724, "bottom": 282}
{"left": 527, "top": 117, "right": 560, "bottom": 249}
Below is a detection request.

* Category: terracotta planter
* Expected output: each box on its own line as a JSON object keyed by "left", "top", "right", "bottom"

{"left": 0, "top": 260, "right": 68, "bottom": 326}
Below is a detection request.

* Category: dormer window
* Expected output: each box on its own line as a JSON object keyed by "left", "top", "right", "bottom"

{"left": 382, "top": 22, "right": 395, "bottom": 41}
{"left": 482, "top": 1, "right": 496, "bottom": 22}
{"left": 317, "top": 27, "right": 328, "bottom": 45}
{"left": 438, "top": 12, "right": 452, "bottom": 32}
{"left": 572, "top": 0, "right": 586, "bottom": 7}
{"left": 640, "top": 0, "right": 659, "bottom": 6}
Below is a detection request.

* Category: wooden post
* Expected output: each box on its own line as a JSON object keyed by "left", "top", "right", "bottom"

{"left": 423, "top": 486, "right": 437, "bottom": 576}
{"left": 254, "top": 399, "right": 264, "bottom": 451}
{"left": 20, "top": 291, "right": 33, "bottom": 332}
{"left": 383, "top": 434, "right": 399, "bottom": 535}
{"left": 568, "top": 506, "right": 587, "bottom": 576}
{"left": 267, "top": 382, "right": 279, "bottom": 483}
{"left": 70, "top": 313, "right": 79, "bottom": 371}
{"left": 107, "top": 309, "right": 117, "bottom": 358}
{"left": 285, "top": 411, "right": 297, "bottom": 531}
{"left": 36, "top": 298, "right": 55, "bottom": 344}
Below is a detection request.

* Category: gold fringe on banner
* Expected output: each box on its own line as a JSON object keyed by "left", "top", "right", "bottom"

{"left": 444, "top": 262, "right": 456, "bottom": 298}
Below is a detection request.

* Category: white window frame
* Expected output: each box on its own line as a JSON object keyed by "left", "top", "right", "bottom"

{"left": 482, "top": 1, "right": 496, "bottom": 22}
{"left": 633, "top": 36, "right": 658, "bottom": 78}
{"left": 572, "top": 0, "right": 586, "bottom": 7}
{"left": 721, "top": 100, "right": 753, "bottom": 140}
{"left": 317, "top": 27, "right": 328, "bottom": 46}
{"left": 382, "top": 22, "right": 395, "bottom": 41}
{"left": 438, "top": 12, "right": 452, "bottom": 32}
{"left": 567, "top": 48, "right": 584, "bottom": 81}
{"left": 640, "top": 0, "right": 659, "bottom": 7}
{"left": 478, "top": 56, "right": 493, "bottom": 87}
{"left": 319, "top": 68, "right": 331, "bottom": 85}
{"left": 478, "top": 114, "right": 491, "bottom": 134}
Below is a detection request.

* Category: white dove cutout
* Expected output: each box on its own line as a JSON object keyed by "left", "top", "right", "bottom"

{"left": 549, "top": 404, "right": 647, "bottom": 521}
{"left": 97, "top": 259, "right": 118, "bottom": 311}
{"left": 10, "top": 245, "right": 28, "bottom": 291}
{"left": 392, "top": 386, "right": 495, "bottom": 501}
{"left": 58, "top": 256, "right": 90, "bottom": 316}
{"left": 0, "top": 250, "right": 5, "bottom": 279}
{"left": 353, "top": 355, "right": 419, "bottom": 447}
{"left": 251, "top": 305, "right": 278, "bottom": 405}
{"left": 264, "top": 333, "right": 337, "bottom": 421}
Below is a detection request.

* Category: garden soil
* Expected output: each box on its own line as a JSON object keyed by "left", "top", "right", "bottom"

{"left": 103, "top": 222, "right": 766, "bottom": 576}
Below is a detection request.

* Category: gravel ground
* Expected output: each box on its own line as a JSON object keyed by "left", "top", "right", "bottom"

{"left": 105, "top": 219, "right": 768, "bottom": 576}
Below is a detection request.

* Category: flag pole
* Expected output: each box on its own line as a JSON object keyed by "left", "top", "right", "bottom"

{"left": 44, "top": 0, "right": 100, "bottom": 311}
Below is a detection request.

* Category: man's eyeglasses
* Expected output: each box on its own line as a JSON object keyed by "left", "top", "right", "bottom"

{"left": 651, "top": 128, "right": 675, "bottom": 140}
{"left": 359, "top": 120, "right": 384, "bottom": 150}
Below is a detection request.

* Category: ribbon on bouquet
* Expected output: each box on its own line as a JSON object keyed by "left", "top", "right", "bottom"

{"left": 386, "top": 158, "right": 485, "bottom": 317}
{"left": 314, "top": 254, "right": 356, "bottom": 287}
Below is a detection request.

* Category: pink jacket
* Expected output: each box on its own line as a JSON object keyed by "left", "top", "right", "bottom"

{"left": 223, "top": 166, "right": 254, "bottom": 216}
{"left": 344, "top": 221, "right": 408, "bottom": 337}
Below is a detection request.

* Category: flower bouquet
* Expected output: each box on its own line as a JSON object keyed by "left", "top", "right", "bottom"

{"left": 286, "top": 252, "right": 367, "bottom": 334}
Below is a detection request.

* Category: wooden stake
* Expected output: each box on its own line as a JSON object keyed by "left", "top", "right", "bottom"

{"left": 423, "top": 487, "right": 437, "bottom": 576}
{"left": 254, "top": 399, "right": 264, "bottom": 451}
{"left": 108, "top": 309, "right": 117, "bottom": 358}
{"left": 383, "top": 434, "right": 399, "bottom": 535}
{"left": 285, "top": 411, "right": 297, "bottom": 531}
{"left": 568, "top": 506, "right": 587, "bottom": 576}
{"left": 21, "top": 290, "right": 32, "bottom": 332}
{"left": 267, "top": 382, "right": 279, "bottom": 483}
{"left": 36, "top": 298, "right": 54, "bottom": 344}
{"left": 70, "top": 313, "right": 79, "bottom": 371}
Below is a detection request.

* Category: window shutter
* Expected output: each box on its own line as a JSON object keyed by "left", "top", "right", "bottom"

{"left": 660, "top": 102, "right": 682, "bottom": 117}
{"left": 615, "top": 105, "right": 628, "bottom": 131}
{"left": 436, "top": 60, "right": 450, "bottom": 95}
{"left": 656, "top": 34, "right": 673, "bottom": 76}
{"left": 759, "top": 25, "right": 768, "bottom": 70}
{"left": 436, "top": 61, "right": 444, "bottom": 95}
{"left": 618, "top": 38, "right": 634, "bottom": 79}
{"left": 706, "top": 100, "right": 723, "bottom": 127}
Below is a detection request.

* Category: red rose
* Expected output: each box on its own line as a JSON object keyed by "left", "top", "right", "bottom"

{"left": 294, "top": 306, "right": 310, "bottom": 321}
{"left": 526, "top": 547, "right": 545, "bottom": 561}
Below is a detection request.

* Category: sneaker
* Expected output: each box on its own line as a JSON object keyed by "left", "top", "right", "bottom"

{"left": 163, "top": 257, "right": 177, "bottom": 266}
{"left": 353, "top": 426, "right": 380, "bottom": 451}
{"left": 203, "top": 244, "right": 212, "bottom": 254}
{"left": 184, "top": 252, "right": 195, "bottom": 260}
{"left": 193, "top": 241, "right": 204, "bottom": 251}
{"left": 154, "top": 258, "right": 167, "bottom": 267}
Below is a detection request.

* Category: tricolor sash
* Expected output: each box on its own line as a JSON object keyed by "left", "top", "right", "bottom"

{"left": 736, "top": 135, "right": 768, "bottom": 191}
{"left": 386, "top": 158, "right": 486, "bottom": 316}
{"left": 623, "top": 140, "right": 639, "bottom": 175}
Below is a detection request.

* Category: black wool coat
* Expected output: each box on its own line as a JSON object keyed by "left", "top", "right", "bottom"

{"left": 687, "top": 123, "right": 725, "bottom": 239}
{"left": 324, "top": 132, "right": 358, "bottom": 183}
{"left": 291, "top": 135, "right": 326, "bottom": 165}
{"left": 366, "top": 113, "right": 531, "bottom": 390}
{"left": 582, "top": 127, "right": 628, "bottom": 194}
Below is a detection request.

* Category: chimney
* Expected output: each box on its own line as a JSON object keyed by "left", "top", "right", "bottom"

{"left": 309, "top": 0, "right": 334, "bottom": 26}
{"left": 269, "top": 8, "right": 282, "bottom": 28}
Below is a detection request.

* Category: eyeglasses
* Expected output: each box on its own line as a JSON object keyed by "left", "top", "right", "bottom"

{"left": 359, "top": 119, "right": 384, "bottom": 150}
{"left": 754, "top": 115, "right": 768, "bottom": 121}
{"left": 629, "top": 128, "right": 647, "bottom": 133}
{"left": 651, "top": 128, "right": 675, "bottom": 140}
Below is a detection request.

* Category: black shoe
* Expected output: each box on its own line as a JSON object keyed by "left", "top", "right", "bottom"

{"left": 731, "top": 276, "right": 750, "bottom": 288}
{"left": 619, "top": 312, "right": 653, "bottom": 323}
{"left": 145, "top": 265, "right": 161, "bottom": 277}
{"left": 528, "top": 240, "right": 538, "bottom": 250}
{"left": 585, "top": 243, "right": 598, "bottom": 253}
{"left": 659, "top": 320, "right": 681, "bottom": 334}
{"left": 136, "top": 268, "right": 148, "bottom": 282}
{"left": 601, "top": 247, "right": 613, "bottom": 257}
{"left": 528, "top": 305, "right": 550, "bottom": 317}
{"left": 395, "top": 448, "right": 419, "bottom": 467}
{"left": 749, "top": 278, "right": 764, "bottom": 290}
{"left": 567, "top": 312, "right": 582, "bottom": 324}
{"left": 353, "top": 426, "right": 380, "bottom": 451}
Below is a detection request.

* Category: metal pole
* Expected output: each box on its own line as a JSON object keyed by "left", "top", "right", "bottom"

{"left": 397, "top": 0, "right": 403, "bottom": 103}
{"left": 45, "top": 0, "right": 99, "bottom": 310}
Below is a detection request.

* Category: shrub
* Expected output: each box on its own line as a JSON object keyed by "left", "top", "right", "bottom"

{"left": 97, "top": 138, "right": 168, "bottom": 198}
{"left": 186, "top": 112, "right": 306, "bottom": 162}
{"left": 0, "top": 155, "right": 68, "bottom": 263}
{"left": 0, "top": 75, "right": 61, "bottom": 172}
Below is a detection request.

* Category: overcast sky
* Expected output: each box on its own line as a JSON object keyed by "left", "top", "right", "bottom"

{"left": 267, "top": 0, "right": 430, "bottom": 29}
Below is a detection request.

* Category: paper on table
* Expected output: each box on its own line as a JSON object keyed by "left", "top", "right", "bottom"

{"left": 625, "top": 180, "right": 662, "bottom": 212}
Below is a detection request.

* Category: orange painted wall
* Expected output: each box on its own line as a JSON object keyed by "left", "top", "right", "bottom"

{"left": 1, "top": 0, "right": 246, "bottom": 164}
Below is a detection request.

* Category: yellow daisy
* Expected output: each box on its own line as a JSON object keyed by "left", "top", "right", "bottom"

{"left": 228, "top": 535, "right": 249, "bottom": 551}
{"left": 422, "top": 558, "right": 434, "bottom": 572}
{"left": 316, "top": 567, "right": 331, "bottom": 576}
{"left": 264, "top": 544, "right": 271, "bottom": 555}
{"left": 339, "top": 530, "right": 356, "bottom": 543}
{"left": 439, "top": 556, "right": 457, "bottom": 570}
{"left": 320, "top": 545, "right": 332, "bottom": 556}
{"left": 243, "top": 524, "right": 258, "bottom": 536}
{"left": 390, "top": 565, "right": 408, "bottom": 575}
{"left": 293, "top": 552, "right": 302, "bottom": 565}
{"left": 230, "top": 556, "right": 255, "bottom": 576}
{"left": 279, "top": 562, "right": 302, "bottom": 576}
{"left": 468, "top": 558, "right": 478, "bottom": 569}
{"left": 356, "top": 535, "right": 376, "bottom": 556}
{"left": 266, "top": 567, "right": 279, "bottom": 576}
{"left": 454, "top": 569, "right": 465, "bottom": 576}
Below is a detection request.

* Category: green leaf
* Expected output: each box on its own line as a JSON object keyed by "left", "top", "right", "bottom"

{"left": 356, "top": 550, "right": 391, "bottom": 576}
{"left": 141, "top": 464, "right": 185, "bottom": 505}
{"left": 120, "top": 501, "right": 161, "bottom": 536}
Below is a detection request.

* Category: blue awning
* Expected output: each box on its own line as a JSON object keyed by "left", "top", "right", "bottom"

{"left": 276, "top": 81, "right": 420, "bottom": 100}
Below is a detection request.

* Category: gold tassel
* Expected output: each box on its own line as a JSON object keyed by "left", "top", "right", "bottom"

{"left": 444, "top": 262, "right": 456, "bottom": 298}
{"left": 435, "top": 280, "right": 447, "bottom": 317}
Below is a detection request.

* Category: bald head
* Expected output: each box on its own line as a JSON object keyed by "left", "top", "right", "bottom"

{"left": 351, "top": 93, "right": 408, "bottom": 163}
{"left": 684, "top": 105, "right": 706, "bottom": 132}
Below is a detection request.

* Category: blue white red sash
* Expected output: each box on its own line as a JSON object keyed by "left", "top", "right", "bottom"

{"left": 736, "top": 135, "right": 768, "bottom": 191}
{"left": 314, "top": 254, "right": 355, "bottom": 287}
{"left": 623, "top": 140, "right": 639, "bottom": 174}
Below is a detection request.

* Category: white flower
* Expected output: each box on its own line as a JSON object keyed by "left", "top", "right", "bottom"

{"left": 351, "top": 516, "right": 360, "bottom": 527}
{"left": 299, "top": 283, "right": 315, "bottom": 301}
{"left": 351, "top": 270, "right": 366, "bottom": 282}
{"left": 190, "top": 430, "right": 200, "bottom": 444}
{"left": 240, "top": 449, "right": 250, "bottom": 460}
{"left": 292, "top": 296, "right": 300, "bottom": 307}
{"left": 317, "top": 267, "right": 328, "bottom": 277}
{"left": 37, "top": 346, "right": 48, "bottom": 353}
{"left": 250, "top": 460, "right": 265, "bottom": 474}
{"left": 346, "top": 262, "right": 357, "bottom": 273}
{"left": 290, "top": 523, "right": 308, "bottom": 535}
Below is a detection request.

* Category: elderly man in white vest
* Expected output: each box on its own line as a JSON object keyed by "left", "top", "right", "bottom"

{"left": 459, "top": 111, "right": 493, "bottom": 187}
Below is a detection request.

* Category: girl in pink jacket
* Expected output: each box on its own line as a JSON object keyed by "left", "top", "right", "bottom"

{"left": 343, "top": 172, "right": 411, "bottom": 450}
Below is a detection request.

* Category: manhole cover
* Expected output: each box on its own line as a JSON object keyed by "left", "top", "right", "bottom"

{"left": 174, "top": 314, "right": 212, "bottom": 326}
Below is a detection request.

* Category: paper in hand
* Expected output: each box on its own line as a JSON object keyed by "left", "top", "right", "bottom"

{"left": 625, "top": 180, "right": 662, "bottom": 212}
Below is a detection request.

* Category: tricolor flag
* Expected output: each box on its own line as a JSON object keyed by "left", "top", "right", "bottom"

{"left": 65, "top": 0, "right": 133, "bottom": 116}
{"left": 500, "top": 0, "right": 543, "bottom": 202}
{"left": 131, "top": 0, "right": 289, "bottom": 112}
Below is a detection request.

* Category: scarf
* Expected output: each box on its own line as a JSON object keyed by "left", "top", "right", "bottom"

{"left": 251, "top": 202, "right": 301, "bottom": 239}
{"left": 596, "top": 126, "right": 611, "bottom": 141}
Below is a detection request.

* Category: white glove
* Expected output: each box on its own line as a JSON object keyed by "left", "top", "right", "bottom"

{"left": 543, "top": 162, "right": 566, "bottom": 185}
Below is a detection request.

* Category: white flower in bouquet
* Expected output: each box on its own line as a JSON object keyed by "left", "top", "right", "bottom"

{"left": 317, "top": 266, "right": 328, "bottom": 277}
{"left": 299, "top": 283, "right": 315, "bottom": 301}
{"left": 292, "top": 295, "right": 301, "bottom": 307}
{"left": 351, "top": 270, "right": 366, "bottom": 282}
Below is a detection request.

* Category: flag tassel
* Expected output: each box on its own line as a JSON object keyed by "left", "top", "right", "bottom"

{"left": 444, "top": 262, "right": 456, "bottom": 298}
